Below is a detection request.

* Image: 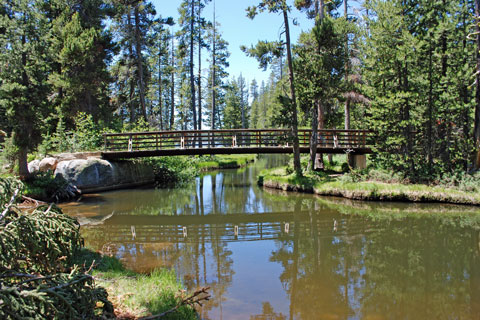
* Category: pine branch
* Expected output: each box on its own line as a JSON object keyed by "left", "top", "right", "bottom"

{"left": 0, "top": 188, "right": 20, "bottom": 222}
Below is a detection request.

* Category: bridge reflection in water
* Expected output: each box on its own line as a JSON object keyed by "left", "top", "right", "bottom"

{"left": 86, "top": 211, "right": 372, "bottom": 244}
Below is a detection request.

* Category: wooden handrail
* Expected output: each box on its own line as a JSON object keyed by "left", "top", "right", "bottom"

{"left": 103, "top": 129, "right": 376, "bottom": 152}
{"left": 102, "top": 128, "right": 375, "bottom": 137}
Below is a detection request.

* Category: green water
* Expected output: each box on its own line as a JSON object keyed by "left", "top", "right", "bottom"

{"left": 61, "top": 156, "right": 480, "bottom": 320}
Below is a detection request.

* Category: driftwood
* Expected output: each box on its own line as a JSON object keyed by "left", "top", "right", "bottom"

{"left": 18, "top": 195, "right": 47, "bottom": 209}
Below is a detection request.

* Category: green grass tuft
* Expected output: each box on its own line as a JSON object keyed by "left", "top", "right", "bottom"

{"left": 74, "top": 248, "right": 198, "bottom": 319}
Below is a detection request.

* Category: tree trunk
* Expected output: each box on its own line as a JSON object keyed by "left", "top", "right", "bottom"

{"left": 310, "top": 103, "right": 318, "bottom": 171}
{"left": 134, "top": 5, "right": 147, "bottom": 121}
{"left": 190, "top": 1, "right": 197, "bottom": 133}
{"left": 128, "top": 11, "right": 135, "bottom": 124}
{"left": 283, "top": 8, "right": 302, "bottom": 176}
{"left": 158, "top": 50, "right": 163, "bottom": 130}
{"left": 315, "top": 99, "right": 325, "bottom": 170}
{"left": 18, "top": 146, "right": 29, "bottom": 180}
{"left": 319, "top": 0, "right": 325, "bottom": 20}
{"left": 474, "top": 0, "right": 480, "bottom": 168}
{"left": 427, "top": 39, "right": 433, "bottom": 171}
{"left": 211, "top": 45, "right": 216, "bottom": 130}
{"left": 211, "top": 2, "right": 216, "bottom": 145}
{"left": 240, "top": 76, "right": 246, "bottom": 129}
{"left": 18, "top": 34, "right": 30, "bottom": 180}
{"left": 313, "top": 3, "right": 325, "bottom": 171}
{"left": 170, "top": 34, "right": 175, "bottom": 130}
{"left": 344, "top": 0, "right": 353, "bottom": 167}
{"left": 198, "top": 1, "right": 202, "bottom": 147}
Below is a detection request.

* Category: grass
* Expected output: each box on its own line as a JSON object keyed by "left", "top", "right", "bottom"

{"left": 258, "top": 167, "right": 480, "bottom": 206}
{"left": 196, "top": 154, "right": 256, "bottom": 171}
{"left": 73, "top": 249, "right": 198, "bottom": 319}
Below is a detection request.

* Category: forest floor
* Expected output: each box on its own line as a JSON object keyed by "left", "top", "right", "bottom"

{"left": 258, "top": 167, "right": 480, "bottom": 206}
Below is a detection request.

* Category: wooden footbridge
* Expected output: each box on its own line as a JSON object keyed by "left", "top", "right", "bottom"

{"left": 102, "top": 129, "right": 375, "bottom": 160}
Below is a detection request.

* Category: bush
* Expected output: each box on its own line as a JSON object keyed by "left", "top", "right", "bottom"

{"left": 438, "top": 171, "right": 480, "bottom": 193}
{"left": 143, "top": 156, "right": 199, "bottom": 187}
{"left": 24, "top": 170, "right": 79, "bottom": 201}
{"left": 38, "top": 113, "right": 103, "bottom": 155}
{"left": 367, "top": 168, "right": 405, "bottom": 183}
{"left": 339, "top": 168, "right": 404, "bottom": 184}
{"left": 0, "top": 134, "right": 18, "bottom": 173}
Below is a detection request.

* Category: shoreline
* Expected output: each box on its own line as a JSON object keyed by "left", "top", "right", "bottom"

{"left": 258, "top": 169, "right": 480, "bottom": 206}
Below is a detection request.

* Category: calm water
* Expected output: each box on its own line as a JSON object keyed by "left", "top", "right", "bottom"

{"left": 62, "top": 156, "right": 480, "bottom": 320}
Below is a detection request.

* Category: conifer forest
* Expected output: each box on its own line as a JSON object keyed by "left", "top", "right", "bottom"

{"left": 0, "top": 0, "right": 479, "bottom": 179}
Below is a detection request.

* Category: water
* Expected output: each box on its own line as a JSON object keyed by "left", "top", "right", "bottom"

{"left": 61, "top": 156, "right": 480, "bottom": 320}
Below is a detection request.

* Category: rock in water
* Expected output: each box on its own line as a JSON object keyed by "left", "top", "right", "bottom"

{"left": 54, "top": 158, "right": 154, "bottom": 193}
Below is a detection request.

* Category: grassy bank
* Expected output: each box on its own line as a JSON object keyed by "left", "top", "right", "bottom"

{"left": 74, "top": 249, "right": 201, "bottom": 319}
{"left": 258, "top": 167, "right": 480, "bottom": 206}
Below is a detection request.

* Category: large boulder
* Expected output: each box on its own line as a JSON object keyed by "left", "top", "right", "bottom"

{"left": 28, "top": 159, "right": 41, "bottom": 173}
{"left": 55, "top": 152, "right": 102, "bottom": 162}
{"left": 54, "top": 158, "right": 154, "bottom": 193}
{"left": 39, "top": 157, "right": 58, "bottom": 172}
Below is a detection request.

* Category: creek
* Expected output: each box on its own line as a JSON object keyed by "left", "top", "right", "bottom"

{"left": 61, "top": 155, "right": 480, "bottom": 320}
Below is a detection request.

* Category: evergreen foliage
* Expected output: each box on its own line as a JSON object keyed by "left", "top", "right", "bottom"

{"left": 362, "top": 0, "right": 476, "bottom": 177}
{"left": 0, "top": 177, "right": 113, "bottom": 318}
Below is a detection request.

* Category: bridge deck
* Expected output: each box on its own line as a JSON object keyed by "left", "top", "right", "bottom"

{"left": 102, "top": 129, "right": 374, "bottom": 160}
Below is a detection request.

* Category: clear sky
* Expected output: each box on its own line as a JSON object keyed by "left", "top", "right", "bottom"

{"left": 151, "top": 0, "right": 315, "bottom": 86}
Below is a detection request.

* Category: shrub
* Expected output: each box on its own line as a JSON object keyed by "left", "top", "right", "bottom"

{"left": 438, "top": 170, "right": 480, "bottom": 193}
{"left": 39, "top": 113, "right": 103, "bottom": 155}
{"left": 24, "top": 170, "right": 79, "bottom": 201}
{"left": 143, "top": 156, "right": 199, "bottom": 187}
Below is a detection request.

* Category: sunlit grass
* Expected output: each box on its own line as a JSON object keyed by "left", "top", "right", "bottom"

{"left": 258, "top": 167, "right": 480, "bottom": 205}
{"left": 74, "top": 249, "right": 198, "bottom": 319}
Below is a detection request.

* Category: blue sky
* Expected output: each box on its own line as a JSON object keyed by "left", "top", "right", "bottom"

{"left": 151, "top": 0, "right": 315, "bottom": 86}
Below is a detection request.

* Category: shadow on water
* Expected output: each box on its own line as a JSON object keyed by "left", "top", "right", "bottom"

{"left": 61, "top": 155, "right": 480, "bottom": 320}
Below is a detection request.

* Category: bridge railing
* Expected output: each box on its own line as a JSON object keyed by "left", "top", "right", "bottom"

{"left": 103, "top": 129, "right": 375, "bottom": 152}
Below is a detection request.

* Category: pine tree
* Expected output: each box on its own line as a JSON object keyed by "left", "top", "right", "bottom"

{"left": 223, "top": 79, "right": 241, "bottom": 129}
{"left": 0, "top": 0, "right": 51, "bottom": 178}
{"left": 245, "top": 0, "right": 302, "bottom": 176}
{"left": 475, "top": 0, "right": 480, "bottom": 168}
{"left": 146, "top": 17, "right": 174, "bottom": 129}
{"left": 48, "top": 0, "right": 115, "bottom": 126}
{"left": 206, "top": 9, "right": 229, "bottom": 131}
{"left": 111, "top": 0, "right": 155, "bottom": 125}
{"left": 249, "top": 79, "right": 260, "bottom": 128}
{"left": 238, "top": 74, "right": 249, "bottom": 128}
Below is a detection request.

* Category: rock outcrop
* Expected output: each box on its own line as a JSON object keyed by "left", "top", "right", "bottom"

{"left": 29, "top": 153, "right": 154, "bottom": 193}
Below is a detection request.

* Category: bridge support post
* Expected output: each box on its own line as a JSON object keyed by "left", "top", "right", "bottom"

{"left": 352, "top": 155, "right": 367, "bottom": 169}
